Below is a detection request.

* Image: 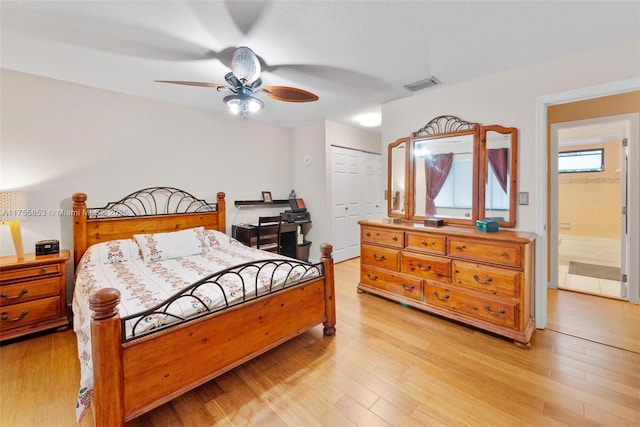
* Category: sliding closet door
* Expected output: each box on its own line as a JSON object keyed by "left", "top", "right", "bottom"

{"left": 331, "top": 146, "right": 383, "bottom": 263}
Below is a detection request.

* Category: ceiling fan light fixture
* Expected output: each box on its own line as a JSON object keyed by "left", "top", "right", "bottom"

{"left": 224, "top": 94, "right": 264, "bottom": 117}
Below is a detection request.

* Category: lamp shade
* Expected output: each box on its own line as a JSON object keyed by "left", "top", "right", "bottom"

{"left": 0, "top": 191, "right": 26, "bottom": 221}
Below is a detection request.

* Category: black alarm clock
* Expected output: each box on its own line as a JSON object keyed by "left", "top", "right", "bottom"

{"left": 35, "top": 239, "right": 60, "bottom": 255}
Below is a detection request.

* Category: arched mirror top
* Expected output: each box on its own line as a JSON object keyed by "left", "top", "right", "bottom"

{"left": 413, "top": 115, "right": 478, "bottom": 137}
{"left": 387, "top": 115, "right": 518, "bottom": 228}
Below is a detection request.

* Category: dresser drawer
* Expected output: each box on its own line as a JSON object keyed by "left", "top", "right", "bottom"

{"left": 448, "top": 238, "right": 521, "bottom": 268}
{"left": 401, "top": 252, "right": 451, "bottom": 282}
{"left": 405, "top": 233, "right": 446, "bottom": 254}
{"left": 453, "top": 260, "right": 521, "bottom": 298}
{"left": 361, "top": 266, "right": 422, "bottom": 301}
{"left": 361, "top": 243, "right": 400, "bottom": 271}
{"left": 0, "top": 296, "right": 61, "bottom": 330}
{"left": 361, "top": 227, "right": 404, "bottom": 248}
{"left": 0, "top": 264, "right": 62, "bottom": 282}
{"left": 427, "top": 283, "right": 519, "bottom": 329}
{"left": 0, "top": 276, "right": 62, "bottom": 307}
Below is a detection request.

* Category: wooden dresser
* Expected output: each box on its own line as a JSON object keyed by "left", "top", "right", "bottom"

{"left": 0, "top": 250, "right": 70, "bottom": 342}
{"left": 358, "top": 219, "right": 536, "bottom": 347}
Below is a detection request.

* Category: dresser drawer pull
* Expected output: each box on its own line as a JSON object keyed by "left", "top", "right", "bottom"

{"left": 500, "top": 252, "right": 508, "bottom": 257}
{"left": 416, "top": 262, "right": 432, "bottom": 271}
{"left": 365, "top": 232, "right": 371, "bottom": 237}
{"left": 1, "top": 311, "right": 29, "bottom": 322}
{"left": 373, "top": 254, "right": 387, "bottom": 261}
{"left": 421, "top": 241, "right": 430, "bottom": 246}
{"left": 455, "top": 245, "right": 466, "bottom": 251}
{"left": 401, "top": 282, "right": 415, "bottom": 292}
{"left": 367, "top": 273, "right": 379, "bottom": 281}
{"left": 484, "top": 305, "right": 506, "bottom": 316}
{"left": 392, "top": 236, "right": 398, "bottom": 241}
{"left": 40, "top": 267, "right": 48, "bottom": 273}
{"left": 472, "top": 274, "right": 493, "bottom": 285}
{"left": 433, "top": 290, "right": 450, "bottom": 301}
{"left": 1, "top": 289, "right": 28, "bottom": 300}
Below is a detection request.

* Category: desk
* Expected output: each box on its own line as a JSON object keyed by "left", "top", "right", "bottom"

{"left": 232, "top": 221, "right": 311, "bottom": 262}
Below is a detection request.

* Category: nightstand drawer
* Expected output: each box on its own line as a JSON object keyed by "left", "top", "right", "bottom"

{"left": 361, "top": 243, "right": 400, "bottom": 271}
{"left": 0, "top": 276, "right": 61, "bottom": 307}
{"left": 0, "top": 296, "right": 61, "bottom": 330}
{"left": 0, "top": 264, "right": 61, "bottom": 282}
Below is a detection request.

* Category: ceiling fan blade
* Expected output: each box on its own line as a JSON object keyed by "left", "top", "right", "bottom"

{"left": 262, "top": 86, "right": 319, "bottom": 102}
{"left": 155, "top": 80, "right": 227, "bottom": 89}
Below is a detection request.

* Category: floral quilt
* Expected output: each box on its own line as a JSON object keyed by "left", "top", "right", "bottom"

{"left": 72, "top": 229, "right": 318, "bottom": 422}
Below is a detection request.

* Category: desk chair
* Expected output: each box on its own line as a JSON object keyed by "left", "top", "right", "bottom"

{"left": 257, "top": 215, "right": 282, "bottom": 254}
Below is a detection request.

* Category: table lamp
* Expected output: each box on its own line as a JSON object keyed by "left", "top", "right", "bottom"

{"left": 0, "top": 191, "right": 26, "bottom": 259}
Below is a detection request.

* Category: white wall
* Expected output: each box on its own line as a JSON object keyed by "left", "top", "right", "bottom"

{"left": 0, "top": 69, "right": 295, "bottom": 260}
{"left": 291, "top": 120, "right": 381, "bottom": 261}
{"left": 382, "top": 39, "right": 640, "bottom": 233}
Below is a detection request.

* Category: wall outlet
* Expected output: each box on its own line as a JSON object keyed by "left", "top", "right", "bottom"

{"left": 519, "top": 192, "right": 529, "bottom": 205}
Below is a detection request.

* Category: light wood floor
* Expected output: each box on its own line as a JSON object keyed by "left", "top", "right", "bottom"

{"left": 2, "top": 258, "right": 639, "bottom": 426}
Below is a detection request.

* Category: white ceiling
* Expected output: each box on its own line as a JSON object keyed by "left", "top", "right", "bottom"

{"left": 1, "top": 1, "right": 639, "bottom": 130}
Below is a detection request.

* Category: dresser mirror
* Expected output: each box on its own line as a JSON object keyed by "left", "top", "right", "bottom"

{"left": 480, "top": 125, "right": 518, "bottom": 227}
{"left": 388, "top": 115, "right": 518, "bottom": 228}
{"left": 388, "top": 137, "right": 409, "bottom": 217}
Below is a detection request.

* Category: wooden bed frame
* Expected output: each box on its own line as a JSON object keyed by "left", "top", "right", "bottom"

{"left": 71, "top": 189, "right": 336, "bottom": 427}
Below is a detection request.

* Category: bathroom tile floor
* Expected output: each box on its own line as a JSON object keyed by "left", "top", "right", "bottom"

{"left": 558, "top": 261, "right": 623, "bottom": 299}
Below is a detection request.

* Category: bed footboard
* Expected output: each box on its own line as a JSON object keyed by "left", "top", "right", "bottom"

{"left": 89, "top": 244, "right": 335, "bottom": 426}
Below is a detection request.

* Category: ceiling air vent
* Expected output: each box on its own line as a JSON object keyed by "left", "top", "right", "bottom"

{"left": 404, "top": 76, "right": 440, "bottom": 92}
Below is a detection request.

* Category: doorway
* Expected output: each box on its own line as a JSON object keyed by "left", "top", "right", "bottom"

{"left": 534, "top": 83, "right": 640, "bottom": 332}
{"left": 551, "top": 117, "right": 630, "bottom": 300}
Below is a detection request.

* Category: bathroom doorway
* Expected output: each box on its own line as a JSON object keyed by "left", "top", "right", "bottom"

{"left": 552, "top": 117, "right": 630, "bottom": 299}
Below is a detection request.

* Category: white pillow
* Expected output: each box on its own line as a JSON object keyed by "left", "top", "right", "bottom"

{"left": 84, "top": 239, "right": 143, "bottom": 264}
{"left": 133, "top": 227, "right": 208, "bottom": 263}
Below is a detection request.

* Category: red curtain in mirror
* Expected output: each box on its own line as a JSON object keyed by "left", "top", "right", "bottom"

{"left": 488, "top": 148, "right": 508, "bottom": 193}
{"left": 425, "top": 153, "right": 453, "bottom": 215}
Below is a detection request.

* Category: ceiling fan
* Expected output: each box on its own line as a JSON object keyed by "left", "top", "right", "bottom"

{"left": 156, "top": 46, "right": 319, "bottom": 118}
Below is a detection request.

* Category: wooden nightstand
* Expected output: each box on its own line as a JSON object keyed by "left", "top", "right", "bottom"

{"left": 0, "top": 250, "right": 71, "bottom": 342}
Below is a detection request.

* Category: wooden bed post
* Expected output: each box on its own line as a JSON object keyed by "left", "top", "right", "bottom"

{"left": 320, "top": 243, "right": 336, "bottom": 336}
{"left": 72, "top": 193, "right": 88, "bottom": 267}
{"left": 216, "top": 192, "right": 226, "bottom": 233}
{"left": 90, "top": 288, "right": 125, "bottom": 427}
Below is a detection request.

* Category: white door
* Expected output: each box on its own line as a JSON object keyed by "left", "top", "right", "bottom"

{"left": 362, "top": 152, "right": 385, "bottom": 219}
{"left": 331, "top": 147, "right": 362, "bottom": 262}
{"left": 331, "top": 147, "right": 383, "bottom": 263}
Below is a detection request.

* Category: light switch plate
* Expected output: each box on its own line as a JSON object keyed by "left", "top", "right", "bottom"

{"left": 519, "top": 192, "right": 529, "bottom": 205}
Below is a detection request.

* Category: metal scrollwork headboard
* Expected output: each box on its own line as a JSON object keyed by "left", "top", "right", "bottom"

{"left": 87, "top": 187, "right": 217, "bottom": 219}
{"left": 413, "top": 115, "right": 477, "bottom": 137}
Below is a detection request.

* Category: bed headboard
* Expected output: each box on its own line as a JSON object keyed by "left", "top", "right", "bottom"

{"left": 72, "top": 187, "right": 226, "bottom": 267}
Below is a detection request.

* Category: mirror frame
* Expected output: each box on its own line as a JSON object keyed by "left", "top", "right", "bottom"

{"left": 387, "top": 115, "right": 519, "bottom": 228}
{"left": 409, "top": 126, "right": 480, "bottom": 226}
{"left": 479, "top": 125, "right": 518, "bottom": 228}
{"left": 387, "top": 137, "right": 410, "bottom": 218}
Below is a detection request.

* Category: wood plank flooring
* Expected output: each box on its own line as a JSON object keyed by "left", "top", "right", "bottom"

{"left": 1, "top": 258, "right": 639, "bottom": 426}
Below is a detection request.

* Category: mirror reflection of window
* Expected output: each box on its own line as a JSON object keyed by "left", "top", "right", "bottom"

{"left": 414, "top": 134, "right": 474, "bottom": 218}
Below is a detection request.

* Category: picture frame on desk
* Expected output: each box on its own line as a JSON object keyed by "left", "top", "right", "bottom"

{"left": 262, "top": 191, "right": 273, "bottom": 203}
